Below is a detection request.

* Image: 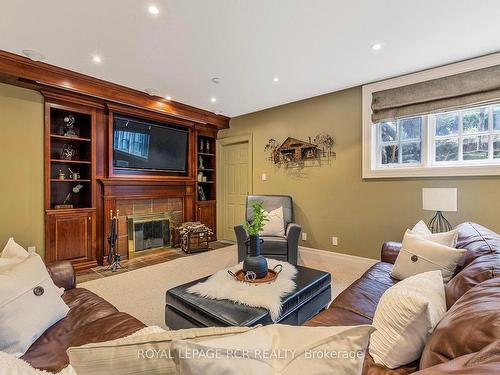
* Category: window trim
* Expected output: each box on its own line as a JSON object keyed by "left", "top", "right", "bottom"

{"left": 362, "top": 52, "right": 500, "bottom": 178}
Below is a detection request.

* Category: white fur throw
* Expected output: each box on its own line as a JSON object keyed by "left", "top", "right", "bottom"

{"left": 187, "top": 258, "right": 297, "bottom": 322}
{"left": 0, "top": 326, "right": 165, "bottom": 375}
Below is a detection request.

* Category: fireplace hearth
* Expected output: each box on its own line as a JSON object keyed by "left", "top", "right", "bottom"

{"left": 128, "top": 212, "right": 173, "bottom": 257}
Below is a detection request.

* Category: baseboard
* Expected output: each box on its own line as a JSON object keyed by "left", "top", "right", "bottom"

{"left": 298, "top": 246, "right": 377, "bottom": 268}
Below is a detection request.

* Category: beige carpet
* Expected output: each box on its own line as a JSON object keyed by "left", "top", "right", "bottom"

{"left": 80, "top": 245, "right": 376, "bottom": 329}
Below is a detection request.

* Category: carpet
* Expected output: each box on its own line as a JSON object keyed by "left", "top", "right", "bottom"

{"left": 80, "top": 245, "right": 376, "bottom": 329}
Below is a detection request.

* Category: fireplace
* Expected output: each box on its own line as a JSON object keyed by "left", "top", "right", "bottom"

{"left": 127, "top": 213, "right": 173, "bottom": 256}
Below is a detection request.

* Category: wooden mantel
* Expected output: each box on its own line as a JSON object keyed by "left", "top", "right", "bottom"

{"left": 0, "top": 50, "right": 230, "bottom": 129}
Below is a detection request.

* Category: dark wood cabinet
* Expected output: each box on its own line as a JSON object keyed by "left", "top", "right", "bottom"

{"left": 45, "top": 209, "right": 97, "bottom": 270}
{"left": 196, "top": 201, "right": 216, "bottom": 241}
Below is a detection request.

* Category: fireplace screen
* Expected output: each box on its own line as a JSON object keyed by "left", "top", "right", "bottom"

{"left": 128, "top": 213, "right": 173, "bottom": 256}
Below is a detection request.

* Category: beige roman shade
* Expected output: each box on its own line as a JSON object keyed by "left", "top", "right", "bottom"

{"left": 371, "top": 64, "right": 500, "bottom": 122}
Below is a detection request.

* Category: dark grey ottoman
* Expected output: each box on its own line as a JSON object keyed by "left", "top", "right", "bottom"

{"left": 165, "top": 265, "right": 331, "bottom": 329}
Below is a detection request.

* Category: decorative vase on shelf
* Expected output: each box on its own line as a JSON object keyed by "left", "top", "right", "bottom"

{"left": 243, "top": 234, "right": 268, "bottom": 279}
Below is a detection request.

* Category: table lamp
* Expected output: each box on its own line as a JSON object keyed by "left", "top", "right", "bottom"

{"left": 422, "top": 188, "right": 457, "bottom": 233}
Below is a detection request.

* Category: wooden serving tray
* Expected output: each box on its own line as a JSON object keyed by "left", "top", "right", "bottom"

{"left": 228, "top": 264, "right": 283, "bottom": 284}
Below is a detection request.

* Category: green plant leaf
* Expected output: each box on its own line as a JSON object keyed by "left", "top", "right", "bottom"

{"left": 243, "top": 201, "right": 269, "bottom": 236}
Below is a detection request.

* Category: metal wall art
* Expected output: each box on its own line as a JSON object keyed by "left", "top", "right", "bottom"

{"left": 264, "top": 133, "right": 336, "bottom": 168}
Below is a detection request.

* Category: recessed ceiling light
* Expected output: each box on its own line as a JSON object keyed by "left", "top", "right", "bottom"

{"left": 165, "top": 96, "right": 172, "bottom": 101}
{"left": 145, "top": 88, "right": 159, "bottom": 96}
{"left": 211, "top": 77, "right": 221, "bottom": 84}
{"left": 22, "top": 49, "right": 45, "bottom": 62}
{"left": 92, "top": 55, "right": 102, "bottom": 63}
{"left": 210, "top": 97, "right": 217, "bottom": 103}
{"left": 148, "top": 5, "right": 160, "bottom": 15}
{"left": 273, "top": 77, "right": 280, "bottom": 83}
{"left": 371, "top": 43, "right": 382, "bottom": 51}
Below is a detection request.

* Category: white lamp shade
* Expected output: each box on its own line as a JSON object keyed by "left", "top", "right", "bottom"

{"left": 422, "top": 188, "right": 457, "bottom": 212}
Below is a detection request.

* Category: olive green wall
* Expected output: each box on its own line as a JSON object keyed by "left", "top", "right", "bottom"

{"left": 219, "top": 87, "right": 500, "bottom": 259}
{"left": 0, "top": 83, "right": 44, "bottom": 256}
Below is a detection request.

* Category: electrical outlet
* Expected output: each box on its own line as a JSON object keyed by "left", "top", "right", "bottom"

{"left": 261, "top": 173, "right": 267, "bottom": 181}
{"left": 27, "top": 246, "right": 36, "bottom": 253}
{"left": 331, "top": 237, "right": 338, "bottom": 246}
{"left": 301, "top": 232, "right": 307, "bottom": 241}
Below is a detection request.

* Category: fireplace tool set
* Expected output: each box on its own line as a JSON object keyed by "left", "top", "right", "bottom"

{"left": 106, "top": 209, "right": 122, "bottom": 272}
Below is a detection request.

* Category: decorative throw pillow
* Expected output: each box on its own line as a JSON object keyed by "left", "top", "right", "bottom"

{"left": 0, "top": 253, "right": 69, "bottom": 357}
{"left": 1, "top": 237, "right": 30, "bottom": 260}
{"left": 369, "top": 271, "right": 446, "bottom": 369}
{"left": 67, "top": 326, "right": 255, "bottom": 375}
{"left": 391, "top": 232, "right": 466, "bottom": 282}
{"left": 171, "top": 324, "right": 375, "bottom": 375}
{"left": 407, "top": 225, "right": 459, "bottom": 247}
{"left": 260, "top": 206, "right": 285, "bottom": 236}
{"left": 411, "top": 220, "right": 432, "bottom": 236}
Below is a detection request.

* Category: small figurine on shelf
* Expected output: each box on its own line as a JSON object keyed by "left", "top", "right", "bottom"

{"left": 205, "top": 139, "right": 210, "bottom": 154}
{"left": 200, "top": 139, "right": 205, "bottom": 152}
{"left": 198, "top": 185, "right": 206, "bottom": 201}
{"left": 198, "top": 155, "right": 204, "bottom": 169}
{"left": 54, "top": 184, "right": 83, "bottom": 209}
{"left": 68, "top": 168, "right": 80, "bottom": 180}
{"left": 63, "top": 114, "right": 78, "bottom": 137}
{"left": 60, "top": 144, "right": 76, "bottom": 160}
{"left": 197, "top": 172, "right": 203, "bottom": 182}
{"left": 58, "top": 170, "right": 66, "bottom": 180}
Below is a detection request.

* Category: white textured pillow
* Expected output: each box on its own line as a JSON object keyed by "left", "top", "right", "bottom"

{"left": 260, "top": 206, "right": 285, "bottom": 236}
{"left": 407, "top": 228, "right": 459, "bottom": 247}
{"left": 68, "top": 326, "right": 253, "bottom": 375}
{"left": 0, "top": 238, "right": 30, "bottom": 270}
{"left": 411, "top": 220, "right": 432, "bottom": 236}
{"left": 369, "top": 271, "right": 446, "bottom": 369}
{"left": 172, "top": 324, "right": 374, "bottom": 375}
{"left": 0, "top": 253, "right": 69, "bottom": 357}
{"left": 391, "top": 232, "right": 466, "bottom": 282}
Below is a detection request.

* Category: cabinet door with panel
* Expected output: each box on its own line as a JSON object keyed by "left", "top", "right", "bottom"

{"left": 45, "top": 209, "right": 97, "bottom": 270}
{"left": 196, "top": 201, "right": 216, "bottom": 241}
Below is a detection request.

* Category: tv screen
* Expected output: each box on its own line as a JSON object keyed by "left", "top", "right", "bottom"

{"left": 113, "top": 115, "right": 189, "bottom": 173}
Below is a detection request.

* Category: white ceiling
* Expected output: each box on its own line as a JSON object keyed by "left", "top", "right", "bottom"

{"left": 1, "top": 0, "right": 500, "bottom": 117}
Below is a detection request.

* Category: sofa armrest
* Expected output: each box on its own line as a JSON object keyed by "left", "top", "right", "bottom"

{"left": 234, "top": 224, "right": 248, "bottom": 263}
{"left": 46, "top": 260, "right": 76, "bottom": 291}
{"left": 381, "top": 241, "right": 402, "bottom": 264}
{"left": 286, "top": 223, "right": 301, "bottom": 265}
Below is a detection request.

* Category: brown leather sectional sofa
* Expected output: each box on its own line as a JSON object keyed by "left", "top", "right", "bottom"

{"left": 306, "top": 222, "right": 500, "bottom": 374}
{"left": 21, "top": 261, "right": 146, "bottom": 373}
{"left": 20, "top": 221, "right": 500, "bottom": 374}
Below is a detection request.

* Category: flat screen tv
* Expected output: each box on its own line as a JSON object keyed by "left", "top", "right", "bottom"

{"left": 113, "top": 115, "right": 189, "bottom": 173}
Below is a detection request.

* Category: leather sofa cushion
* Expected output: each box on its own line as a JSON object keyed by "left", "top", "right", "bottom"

{"left": 445, "top": 253, "right": 500, "bottom": 309}
{"left": 304, "top": 306, "right": 372, "bottom": 327}
{"left": 21, "top": 288, "right": 145, "bottom": 373}
{"left": 455, "top": 222, "right": 500, "bottom": 271}
{"left": 332, "top": 262, "right": 398, "bottom": 320}
{"left": 420, "top": 277, "right": 500, "bottom": 369}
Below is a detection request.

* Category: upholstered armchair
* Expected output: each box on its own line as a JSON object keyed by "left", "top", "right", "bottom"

{"left": 234, "top": 195, "right": 301, "bottom": 265}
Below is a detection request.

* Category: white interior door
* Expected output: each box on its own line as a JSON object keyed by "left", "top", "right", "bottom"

{"left": 218, "top": 137, "right": 252, "bottom": 241}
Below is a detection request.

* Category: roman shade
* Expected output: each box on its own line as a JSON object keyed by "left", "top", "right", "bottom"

{"left": 371, "top": 64, "right": 500, "bottom": 122}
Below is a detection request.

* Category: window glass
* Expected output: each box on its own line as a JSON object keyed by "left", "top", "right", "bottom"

{"left": 381, "top": 145, "right": 399, "bottom": 165}
{"left": 435, "top": 112, "right": 459, "bottom": 136}
{"left": 399, "top": 117, "right": 421, "bottom": 140}
{"left": 463, "top": 135, "right": 489, "bottom": 160}
{"left": 435, "top": 139, "right": 459, "bottom": 162}
{"left": 402, "top": 142, "right": 421, "bottom": 164}
{"left": 493, "top": 106, "right": 500, "bottom": 131}
{"left": 380, "top": 121, "right": 397, "bottom": 142}
{"left": 463, "top": 107, "right": 488, "bottom": 133}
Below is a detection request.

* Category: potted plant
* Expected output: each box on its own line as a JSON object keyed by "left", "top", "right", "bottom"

{"left": 242, "top": 201, "right": 269, "bottom": 278}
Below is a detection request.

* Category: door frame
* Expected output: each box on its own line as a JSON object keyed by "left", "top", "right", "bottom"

{"left": 216, "top": 135, "right": 253, "bottom": 241}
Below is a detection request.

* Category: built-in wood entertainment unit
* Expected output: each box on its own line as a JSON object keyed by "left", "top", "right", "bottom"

{"left": 0, "top": 50, "right": 228, "bottom": 270}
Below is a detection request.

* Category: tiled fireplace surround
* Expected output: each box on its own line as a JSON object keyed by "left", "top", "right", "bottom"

{"left": 101, "top": 179, "right": 196, "bottom": 260}
{"left": 115, "top": 197, "right": 184, "bottom": 256}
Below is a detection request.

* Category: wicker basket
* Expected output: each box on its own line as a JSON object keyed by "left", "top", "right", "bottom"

{"left": 180, "top": 229, "right": 210, "bottom": 253}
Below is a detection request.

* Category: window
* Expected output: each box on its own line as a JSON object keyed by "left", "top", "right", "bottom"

{"left": 369, "top": 102, "right": 500, "bottom": 176}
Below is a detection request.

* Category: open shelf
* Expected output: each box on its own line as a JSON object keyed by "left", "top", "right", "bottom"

{"left": 50, "top": 179, "right": 91, "bottom": 183}
{"left": 47, "top": 105, "right": 94, "bottom": 211}
{"left": 50, "top": 134, "right": 91, "bottom": 142}
{"left": 197, "top": 181, "right": 215, "bottom": 184}
{"left": 198, "top": 152, "right": 215, "bottom": 157}
{"left": 50, "top": 159, "right": 92, "bottom": 164}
